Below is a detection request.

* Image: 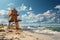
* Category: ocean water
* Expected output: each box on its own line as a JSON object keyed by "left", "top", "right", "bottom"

{"left": 30, "top": 25, "right": 60, "bottom": 32}
{"left": 21, "top": 25, "right": 60, "bottom": 34}
{"left": 45, "top": 26, "right": 60, "bottom": 32}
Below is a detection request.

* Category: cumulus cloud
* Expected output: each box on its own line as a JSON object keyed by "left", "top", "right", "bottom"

{"left": 42, "top": 5, "right": 60, "bottom": 23}
{"left": 43, "top": 10, "right": 52, "bottom": 15}
{"left": 42, "top": 10, "right": 56, "bottom": 23}
{"left": 16, "top": 4, "right": 33, "bottom": 12}
{"left": 0, "top": 9, "right": 8, "bottom": 24}
{"left": 20, "top": 4, "right": 27, "bottom": 11}
{"left": 22, "top": 11, "right": 40, "bottom": 23}
{"left": 55, "top": 5, "right": 60, "bottom": 14}
{"left": 1, "top": 4, "right": 59, "bottom": 24}
{"left": 40, "top": 17, "right": 44, "bottom": 22}
{"left": 22, "top": 10, "right": 56, "bottom": 23}
{"left": 0, "top": 10, "right": 8, "bottom": 15}
{"left": 21, "top": 5, "right": 60, "bottom": 24}
{"left": 16, "top": 4, "right": 28, "bottom": 12}
{"left": 29, "top": 7, "right": 32, "bottom": 10}
{"left": 7, "top": 8, "right": 11, "bottom": 10}
{"left": 55, "top": 5, "right": 60, "bottom": 9}
{"left": 8, "top": 3, "right": 15, "bottom": 7}
{"left": 0, "top": 10, "right": 8, "bottom": 18}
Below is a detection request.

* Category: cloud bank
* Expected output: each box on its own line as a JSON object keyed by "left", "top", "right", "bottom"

{"left": 0, "top": 3, "right": 60, "bottom": 25}
{"left": 21, "top": 5, "right": 60, "bottom": 24}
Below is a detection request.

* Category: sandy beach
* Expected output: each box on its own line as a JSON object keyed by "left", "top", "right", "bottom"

{"left": 0, "top": 26, "right": 60, "bottom": 40}
{"left": 2, "top": 31, "right": 54, "bottom": 40}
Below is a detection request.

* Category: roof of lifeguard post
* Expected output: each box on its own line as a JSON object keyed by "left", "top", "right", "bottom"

{"left": 0, "top": 0, "right": 60, "bottom": 26}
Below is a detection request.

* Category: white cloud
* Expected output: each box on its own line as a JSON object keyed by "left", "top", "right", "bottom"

{"left": 4, "top": 4, "right": 60, "bottom": 24}
{"left": 22, "top": 11, "right": 40, "bottom": 23}
{"left": 43, "top": 10, "right": 56, "bottom": 23}
{"left": 8, "top": 3, "right": 15, "bottom": 7}
{"left": 7, "top": 8, "right": 11, "bottom": 10}
{"left": 21, "top": 5, "right": 60, "bottom": 24}
{"left": 55, "top": 5, "right": 60, "bottom": 9}
{"left": 0, "top": 9, "right": 8, "bottom": 24}
{"left": 0, "top": 10, "right": 8, "bottom": 15}
{"left": 55, "top": 5, "right": 60, "bottom": 14}
{"left": 42, "top": 5, "right": 60, "bottom": 23}
{"left": 21, "top": 9, "right": 56, "bottom": 23}
{"left": 43, "top": 10, "right": 52, "bottom": 15}
{"left": 16, "top": 4, "right": 33, "bottom": 12}
{"left": 40, "top": 17, "right": 44, "bottom": 22}
{"left": 16, "top": 4, "right": 28, "bottom": 12}
{"left": 22, "top": 14, "right": 27, "bottom": 18}
{"left": 29, "top": 7, "right": 32, "bottom": 10}
{"left": 20, "top": 4, "right": 27, "bottom": 11}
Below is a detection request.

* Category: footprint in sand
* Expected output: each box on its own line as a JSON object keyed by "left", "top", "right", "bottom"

{"left": 13, "top": 37, "right": 21, "bottom": 40}
{"left": 20, "top": 35, "right": 25, "bottom": 38}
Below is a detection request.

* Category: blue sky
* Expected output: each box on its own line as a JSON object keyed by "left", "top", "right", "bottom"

{"left": 0, "top": 0, "right": 60, "bottom": 26}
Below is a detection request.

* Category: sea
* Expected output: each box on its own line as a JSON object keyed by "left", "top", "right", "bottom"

{"left": 21, "top": 24, "right": 60, "bottom": 33}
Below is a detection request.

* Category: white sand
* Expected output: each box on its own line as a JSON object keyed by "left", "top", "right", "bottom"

{"left": 1, "top": 30, "right": 54, "bottom": 40}
{"left": 0, "top": 26, "right": 60, "bottom": 40}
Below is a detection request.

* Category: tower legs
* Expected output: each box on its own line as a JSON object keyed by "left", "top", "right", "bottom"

{"left": 8, "top": 22, "right": 11, "bottom": 29}
{"left": 14, "top": 22, "right": 19, "bottom": 30}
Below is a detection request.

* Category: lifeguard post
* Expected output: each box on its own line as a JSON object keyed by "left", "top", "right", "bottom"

{"left": 8, "top": 8, "right": 22, "bottom": 30}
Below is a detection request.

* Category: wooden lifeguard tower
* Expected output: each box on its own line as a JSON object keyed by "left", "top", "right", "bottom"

{"left": 8, "top": 8, "right": 22, "bottom": 30}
